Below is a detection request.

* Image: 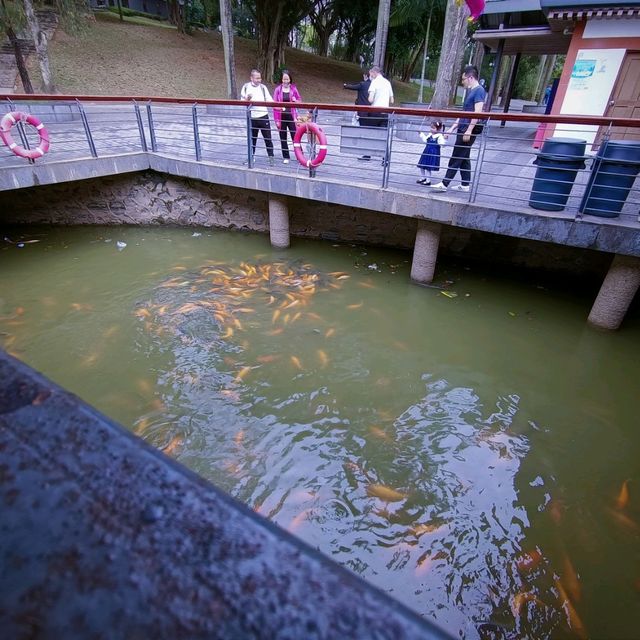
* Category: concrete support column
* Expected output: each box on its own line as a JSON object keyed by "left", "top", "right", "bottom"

{"left": 269, "top": 195, "right": 290, "bottom": 248}
{"left": 588, "top": 254, "right": 640, "bottom": 330}
{"left": 410, "top": 220, "right": 442, "bottom": 284}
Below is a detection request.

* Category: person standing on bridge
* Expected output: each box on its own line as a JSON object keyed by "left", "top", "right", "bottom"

{"left": 343, "top": 72, "right": 372, "bottom": 127}
{"left": 431, "top": 65, "right": 486, "bottom": 193}
{"left": 367, "top": 66, "right": 394, "bottom": 129}
{"left": 241, "top": 69, "right": 275, "bottom": 166}
{"left": 273, "top": 70, "right": 302, "bottom": 165}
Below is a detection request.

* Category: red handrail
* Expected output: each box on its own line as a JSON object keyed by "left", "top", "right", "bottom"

{"left": 2, "top": 93, "right": 639, "bottom": 128}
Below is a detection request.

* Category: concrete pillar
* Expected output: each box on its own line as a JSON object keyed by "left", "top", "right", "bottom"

{"left": 588, "top": 254, "right": 640, "bottom": 330}
{"left": 410, "top": 220, "right": 442, "bottom": 284}
{"left": 269, "top": 196, "right": 290, "bottom": 248}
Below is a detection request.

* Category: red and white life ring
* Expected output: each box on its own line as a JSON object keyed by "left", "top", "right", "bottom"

{"left": 293, "top": 121, "right": 327, "bottom": 168}
{"left": 0, "top": 111, "right": 50, "bottom": 159}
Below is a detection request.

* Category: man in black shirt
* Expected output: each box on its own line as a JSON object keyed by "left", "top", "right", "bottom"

{"left": 343, "top": 73, "right": 373, "bottom": 127}
{"left": 431, "top": 65, "right": 486, "bottom": 193}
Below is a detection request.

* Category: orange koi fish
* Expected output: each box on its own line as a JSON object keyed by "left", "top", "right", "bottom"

{"left": 411, "top": 522, "right": 447, "bottom": 537}
{"left": 555, "top": 580, "right": 588, "bottom": 639}
{"left": 290, "top": 356, "right": 303, "bottom": 371}
{"left": 366, "top": 484, "right": 407, "bottom": 502}
{"left": 616, "top": 479, "right": 630, "bottom": 510}
{"left": 317, "top": 349, "right": 329, "bottom": 367}
{"left": 325, "top": 328, "right": 335, "bottom": 338}
{"left": 347, "top": 302, "right": 363, "bottom": 310}
{"left": 162, "top": 435, "right": 183, "bottom": 456}
{"left": 234, "top": 430, "right": 245, "bottom": 445}
{"left": 516, "top": 548, "right": 543, "bottom": 574}
{"left": 287, "top": 508, "right": 313, "bottom": 533}
{"left": 256, "top": 354, "right": 281, "bottom": 364}
{"left": 510, "top": 591, "right": 544, "bottom": 619}
{"left": 235, "top": 366, "right": 252, "bottom": 382}
{"left": 272, "top": 309, "right": 281, "bottom": 324}
{"left": 562, "top": 554, "right": 581, "bottom": 603}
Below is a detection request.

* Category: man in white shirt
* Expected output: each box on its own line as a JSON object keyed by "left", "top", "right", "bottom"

{"left": 240, "top": 69, "right": 275, "bottom": 165}
{"left": 367, "top": 66, "right": 394, "bottom": 128}
{"left": 358, "top": 65, "right": 394, "bottom": 161}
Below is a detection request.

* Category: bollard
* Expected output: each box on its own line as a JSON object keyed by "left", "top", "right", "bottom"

{"left": 588, "top": 254, "right": 640, "bottom": 330}
{"left": 410, "top": 221, "right": 441, "bottom": 284}
{"left": 269, "top": 195, "right": 290, "bottom": 248}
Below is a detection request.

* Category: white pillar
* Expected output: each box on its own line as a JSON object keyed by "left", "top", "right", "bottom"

{"left": 269, "top": 196, "right": 289, "bottom": 248}
{"left": 410, "top": 221, "right": 441, "bottom": 284}
{"left": 588, "top": 254, "right": 640, "bottom": 331}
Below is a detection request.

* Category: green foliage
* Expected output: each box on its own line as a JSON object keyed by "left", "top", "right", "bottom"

{"left": 188, "top": 0, "right": 206, "bottom": 26}
{"left": 107, "top": 6, "right": 166, "bottom": 22}
{"left": 514, "top": 55, "right": 542, "bottom": 99}
{"left": 0, "top": 0, "right": 26, "bottom": 35}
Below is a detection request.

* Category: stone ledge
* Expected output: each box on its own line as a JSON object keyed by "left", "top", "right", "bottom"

{"left": 0, "top": 351, "right": 451, "bottom": 640}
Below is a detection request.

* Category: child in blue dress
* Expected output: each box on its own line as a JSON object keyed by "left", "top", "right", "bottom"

{"left": 417, "top": 121, "right": 446, "bottom": 185}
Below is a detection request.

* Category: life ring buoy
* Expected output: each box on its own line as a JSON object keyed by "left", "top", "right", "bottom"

{"left": 0, "top": 111, "right": 50, "bottom": 159}
{"left": 293, "top": 121, "right": 327, "bottom": 168}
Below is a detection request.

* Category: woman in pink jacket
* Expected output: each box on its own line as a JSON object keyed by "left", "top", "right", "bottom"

{"left": 273, "top": 70, "right": 302, "bottom": 164}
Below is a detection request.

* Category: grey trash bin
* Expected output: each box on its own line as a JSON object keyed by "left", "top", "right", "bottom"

{"left": 529, "top": 137, "right": 587, "bottom": 212}
{"left": 579, "top": 140, "right": 640, "bottom": 218}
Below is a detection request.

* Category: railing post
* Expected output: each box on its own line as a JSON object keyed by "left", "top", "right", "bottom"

{"left": 133, "top": 100, "right": 147, "bottom": 152}
{"left": 76, "top": 100, "right": 98, "bottom": 158}
{"left": 382, "top": 113, "right": 395, "bottom": 189}
{"left": 146, "top": 102, "right": 157, "bottom": 152}
{"left": 577, "top": 124, "right": 610, "bottom": 220}
{"left": 192, "top": 103, "right": 202, "bottom": 161}
{"left": 246, "top": 105, "right": 253, "bottom": 168}
{"left": 470, "top": 116, "right": 490, "bottom": 203}
{"left": 7, "top": 99, "right": 35, "bottom": 165}
{"left": 309, "top": 107, "right": 319, "bottom": 178}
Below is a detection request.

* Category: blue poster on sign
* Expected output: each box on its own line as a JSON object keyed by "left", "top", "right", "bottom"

{"left": 571, "top": 60, "right": 596, "bottom": 78}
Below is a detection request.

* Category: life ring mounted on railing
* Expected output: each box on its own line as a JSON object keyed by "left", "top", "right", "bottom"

{"left": 293, "top": 121, "right": 327, "bottom": 168}
{"left": 0, "top": 111, "right": 50, "bottom": 160}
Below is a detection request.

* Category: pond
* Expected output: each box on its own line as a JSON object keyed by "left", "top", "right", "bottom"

{"left": 1, "top": 225, "right": 638, "bottom": 639}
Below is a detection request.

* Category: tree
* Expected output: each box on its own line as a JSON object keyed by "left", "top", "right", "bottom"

{"left": 430, "top": 0, "right": 468, "bottom": 108}
{"left": 372, "top": 0, "right": 390, "bottom": 69}
{"left": 0, "top": 0, "right": 33, "bottom": 92}
{"left": 308, "top": 0, "right": 340, "bottom": 57}
{"left": 219, "top": 0, "right": 237, "bottom": 98}
{"left": 252, "top": 0, "right": 314, "bottom": 82}
{"left": 23, "top": 0, "right": 55, "bottom": 92}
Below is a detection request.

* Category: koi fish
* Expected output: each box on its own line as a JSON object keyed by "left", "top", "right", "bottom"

{"left": 516, "top": 548, "right": 543, "bottom": 573}
{"left": 411, "top": 522, "right": 447, "bottom": 537}
{"left": 222, "top": 326, "right": 234, "bottom": 339}
{"left": 235, "top": 366, "right": 252, "bottom": 382}
{"left": 510, "top": 591, "right": 544, "bottom": 619}
{"left": 415, "top": 553, "right": 433, "bottom": 577}
{"left": 234, "top": 430, "right": 245, "bottom": 445}
{"left": 555, "top": 580, "right": 588, "bottom": 639}
{"left": 562, "top": 554, "right": 581, "bottom": 603}
{"left": 325, "top": 328, "right": 335, "bottom": 338}
{"left": 347, "top": 302, "right": 363, "bottom": 310}
{"left": 266, "top": 328, "right": 284, "bottom": 336}
{"left": 369, "top": 426, "right": 389, "bottom": 440}
{"left": 134, "top": 307, "right": 151, "bottom": 319}
{"left": 317, "top": 349, "right": 329, "bottom": 367}
{"left": 136, "top": 379, "right": 153, "bottom": 395}
{"left": 272, "top": 309, "right": 281, "bottom": 324}
{"left": 608, "top": 508, "right": 639, "bottom": 532}
{"left": 161, "top": 435, "right": 183, "bottom": 456}
{"left": 290, "top": 356, "right": 303, "bottom": 371}
{"left": 287, "top": 508, "right": 313, "bottom": 533}
{"left": 256, "top": 354, "right": 281, "bottom": 364}
{"left": 616, "top": 479, "right": 630, "bottom": 510}
{"left": 366, "top": 484, "right": 407, "bottom": 502}
{"left": 70, "top": 302, "right": 93, "bottom": 312}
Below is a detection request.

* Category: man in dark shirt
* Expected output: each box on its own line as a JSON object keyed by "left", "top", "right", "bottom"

{"left": 431, "top": 65, "right": 487, "bottom": 192}
{"left": 343, "top": 73, "right": 373, "bottom": 127}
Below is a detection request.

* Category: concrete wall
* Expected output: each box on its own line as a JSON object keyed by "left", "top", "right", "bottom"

{"left": 0, "top": 170, "right": 612, "bottom": 279}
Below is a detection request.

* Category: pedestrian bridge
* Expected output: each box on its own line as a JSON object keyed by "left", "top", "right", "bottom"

{"left": 1, "top": 93, "right": 639, "bottom": 330}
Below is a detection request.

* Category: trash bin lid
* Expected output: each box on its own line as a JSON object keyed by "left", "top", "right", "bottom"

{"left": 598, "top": 139, "right": 640, "bottom": 163}
{"left": 541, "top": 137, "right": 587, "bottom": 157}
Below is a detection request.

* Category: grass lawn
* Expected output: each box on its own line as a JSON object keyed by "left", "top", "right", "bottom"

{"left": 24, "top": 13, "right": 430, "bottom": 105}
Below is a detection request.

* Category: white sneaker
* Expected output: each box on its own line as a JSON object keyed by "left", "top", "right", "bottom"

{"left": 451, "top": 184, "right": 470, "bottom": 192}
{"left": 283, "top": 159, "right": 289, "bottom": 164}
{"left": 430, "top": 182, "right": 447, "bottom": 191}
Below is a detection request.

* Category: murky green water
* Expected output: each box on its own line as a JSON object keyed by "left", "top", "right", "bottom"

{"left": 1, "top": 225, "right": 639, "bottom": 639}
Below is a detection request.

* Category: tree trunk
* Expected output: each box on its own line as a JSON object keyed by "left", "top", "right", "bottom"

{"left": 4, "top": 24, "right": 33, "bottom": 92}
{"left": 471, "top": 41, "right": 484, "bottom": 76}
{"left": 495, "top": 54, "right": 513, "bottom": 105}
{"left": 372, "top": 0, "right": 390, "bottom": 70}
{"left": 23, "top": 0, "right": 55, "bottom": 93}
{"left": 219, "top": 0, "right": 237, "bottom": 98}
{"left": 430, "top": 1, "right": 467, "bottom": 109}
{"left": 539, "top": 54, "right": 556, "bottom": 102}
{"left": 401, "top": 40, "right": 423, "bottom": 83}
{"left": 116, "top": 0, "right": 123, "bottom": 21}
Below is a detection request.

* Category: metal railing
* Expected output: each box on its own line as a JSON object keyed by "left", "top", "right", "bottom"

{"left": 1, "top": 94, "right": 639, "bottom": 224}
